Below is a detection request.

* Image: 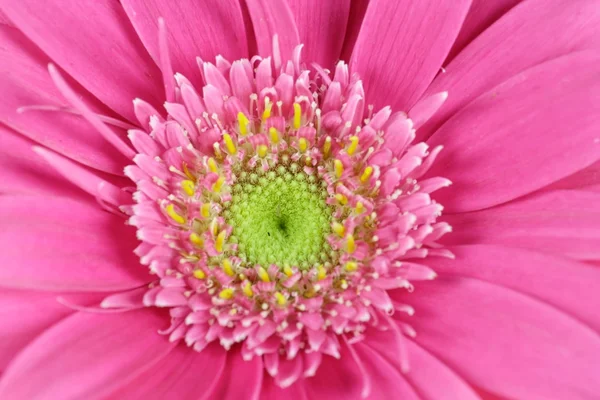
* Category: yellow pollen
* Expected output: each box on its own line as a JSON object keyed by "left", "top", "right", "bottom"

{"left": 293, "top": 103, "right": 302, "bottom": 129}
{"left": 347, "top": 136, "right": 359, "bottom": 155}
{"left": 355, "top": 201, "right": 365, "bottom": 214}
{"left": 269, "top": 127, "right": 280, "bottom": 144}
{"left": 207, "top": 157, "right": 218, "bottom": 173}
{"left": 317, "top": 265, "right": 327, "bottom": 280}
{"left": 219, "top": 288, "right": 234, "bottom": 300}
{"left": 257, "top": 144, "right": 268, "bottom": 158}
{"left": 237, "top": 112, "right": 250, "bottom": 136}
{"left": 298, "top": 137, "right": 308, "bottom": 153}
{"left": 304, "top": 287, "right": 316, "bottom": 298}
{"left": 339, "top": 279, "right": 348, "bottom": 289}
{"left": 334, "top": 159, "right": 344, "bottom": 178}
{"left": 346, "top": 234, "right": 356, "bottom": 254}
{"left": 262, "top": 99, "right": 273, "bottom": 120}
{"left": 258, "top": 266, "right": 270, "bottom": 283}
{"left": 274, "top": 292, "right": 287, "bottom": 306}
{"left": 189, "top": 232, "right": 204, "bottom": 247}
{"left": 345, "top": 261, "right": 358, "bottom": 272}
{"left": 323, "top": 136, "right": 332, "bottom": 158}
{"left": 222, "top": 133, "right": 237, "bottom": 155}
{"left": 222, "top": 258, "right": 235, "bottom": 276}
{"left": 215, "top": 230, "right": 226, "bottom": 253}
{"left": 304, "top": 155, "right": 312, "bottom": 166}
{"left": 182, "top": 162, "right": 195, "bottom": 180}
{"left": 193, "top": 269, "right": 206, "bottom": 279}
{"left": 283, "top": 265, "right": 294, "bottom": 277}
{"left": 212, "top": 176, "right": 225, "bottom": 192}
{"left": 201, "top": 203, "right": 211, "bottom": 218}
{"left": 242, "top": 281, "right": 254, "bottom": 297}
{"left": 165, "top": 204, "right": 186, "bottom": 224}
{"left": 332, "top": 222, "right": 345, "bottom": 237}
{"left": 360, "top": 166, "right": 373, "bottom": 183}
{"left": 335, "top": 193, "right": 348, "bottom": 205}
{"left": 181, "top": 180, "right": 195, "bottom": 196}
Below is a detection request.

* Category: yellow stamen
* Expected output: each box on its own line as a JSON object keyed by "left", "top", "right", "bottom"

{"left": 332, "top": 222, "right": 345, "bottom": 237}
{"left": 219, "top": 288, "right": 234, "bottom": 300}
{"left": 257, "top": 144, "right": 268, "bottom": 158}
{"left": 262, "top": 99, "right": 273, "bottom": 121}
{"left": 207, "top": 157, "right": 218, "bottom": 173}
{"left": 335, "top": 193, "right": 348, "bottom": 205}
{"left": 222, "top": 258, "right": 235, "bottom": 276}
{"left": 212, "top": 176, "right": 225, "bottom": 192}
{"left": 222, "top": 133, "right": 237, "bottom": 155}
{"left": 283, "top": 265, "right": 294, "bottom": 277}
{"left": 215, "top": 230, "right": 226, "bottom": 253}
{"left": 242, "top": 281, "right": 254, "bottom": 297}
{"left": 304, "top": 155, "right": 312, "bottom": 166}
{"left": 317, "top": 265, "right": 327, "bottom": 281}
{"left": 165, "top": 204, "right": 186, "bottom": 224}
{"left": 304, "top": 287, "right": 316, "bottom": 298}
{"left": 189, "top": 232, "right": 204, "bottom": 247}
{"left": 293, "top": 103, "right": 302, "bottom": 129}
{"left": 355, "top": 201, "right": 365, "bottom": 214}
{"left": 182, "top": 162, "right": 195, "bottom": 180}
{"left": 237, "top": 112, "right": 250, "bottom": 136}
{"left": 298, "top": 137, "right": 308, "bottom": 153}
{"left": 213, "top": 143, "right": 223, "bottom": 160}
{"left": 258, "top": 266, "right": 270, "bottom": 282}
{"left": 345, "top": 261, "right": 358, "bottom": 272}
{"left": 339, "top": 279, "right": 348, "bottom": 289}
{"left": 274, "top": 292, "right": 287, "bottom": 306}
{"left": 181, "top": 180, "right": 195, "bottom": 196}
{"left": 334, "top": 159, "right": 343, "bottom": 178}
{"left": 269, "top": 127, "right": 279, "bottom": 144}
{"left": 323, "top": 136, "right": 331, "bottom": 158}
{"left": 360, "top": 166, "right": 373, "bottom": 183}
{"left": 347, "top": 136, "right": 359, "bottom": 156}
{"left": 193, "top": 269, "right": 206, "bottom": 279}
{"left": 201, "top": 203, "right": 211, "bottom": 218}
{"left": 346, "top": 234, "right": 356, "bottom": 254}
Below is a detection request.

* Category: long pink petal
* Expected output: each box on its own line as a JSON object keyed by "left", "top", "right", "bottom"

{"left": 363, "top": 330, "right": 480, "bottom": 400}
{"left": 245, "top": 0, "right": 300, "bottom": 62}
{"left": 443, "top": 191, "right": 600, "bottom": 260}
{"left": 419, "top": 0, "right": 600, "bottom": 140}
{"left": 259, "top": 378, "right": 309, "bottom": 400}
{"left": 0, "top": 310, "right": 174, "bottom": 399}
{"left": 339, "top": 0, "right": 369, "bottom": 62}
{"left": 349, "top": 0, "right": 471, "bottom": 111}
{"left": 0, "top": 195, "right": 151, "bottom": 292}
{"left": 548, "top": 161, "right": 600, "bottom": 192}
{"left": 0, "top": 0, "right": 163, "bottom": 122}
{"left": 427, "top": 52, "right": 600, "bottom": 212}
{"left": 0, "top": 25, "right": 129, "bottom": 174}
{"left": 0, "top": 125, "right": 87, "bottom": 198}
{"left": 103, "top": 343, "right": 226, "bottom": 399}
{"left": 287, "top": 0, "right": 351, "bottom": 68}
{"left": 121, "top": 0, "right": 248, "bottom": 87}
{"left": 446, "top": 0, "right": 523, "bottom": 62}
{"left": 207, "top": 349, "right": 263, "bottom": 400}
{"left": 429, "top": 244, "right": 600, "bottom": 333}
{"left": 406, "top": 276, "right": 600, "bottom": 399}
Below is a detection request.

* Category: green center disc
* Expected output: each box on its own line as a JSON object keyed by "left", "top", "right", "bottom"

{"left": 225, "top": 166, "right": 333, "bottom": 269}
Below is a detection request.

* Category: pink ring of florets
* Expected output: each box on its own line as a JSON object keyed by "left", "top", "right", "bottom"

{"left": 112, "top": 44, "right": 452, "bottom": 387}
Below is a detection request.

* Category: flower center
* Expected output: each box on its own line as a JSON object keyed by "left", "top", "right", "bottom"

{"left": 225, "top": 165, "right": 332, "bottom": 268}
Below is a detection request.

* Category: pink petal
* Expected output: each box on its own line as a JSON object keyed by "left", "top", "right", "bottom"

{"left": 208, "top": 349, "right": 263, "bottom": 400}
{"left": 0, "top": 290, "right": 77, "bottom": 370}
{"left": 427, "top": 52, "right": 600, "bottom": 212}
{"left": 349, "top": 0, "right": 471, "bottom": 111}
{"left": 121, "top": 0, "right": 248, "bottom": 87}
{"left": 443, "top": 190, "right": 600, "bottom": 260}
{"left": 0, "top": 195, "right": 151, "bottom": 291}
{"left": 0, "top": 25, "right": 129, "bottom": 174}
{"left": 339, "top": 0, "right": 369, "bottom": 61}
{"left": 446, "top": 0, "right": 523, "bottom": 62}
{"left": 1, "top": 0, "right": 163, "bottom": 122}
{"left": 245, "top": 0, "right": 300, "bottom": 62}
{"left": 0, "top": 125, "right": 86, "bottom": 198}
{"left": 0, "top": 310, "right": 174, "bottom": 399}
{"left": 259, "top": 377, "right": 309, "bottom": 400}
{"left": 104, "top": 343, "right": 226, "bottom": 400}
{"left": 430, "top": 244, "right": 600, "bottom": 333}
{"left": 287, "top": 0, "right": 351, "bottom": 68}
{"left": 407, "top": 276, "right": 600, "bottom": 399}
{"left": 548, "top": 160, "right": 600, "bottom": 192}
{"left": 419, "top": 0, "right": 600, "bottom": 141}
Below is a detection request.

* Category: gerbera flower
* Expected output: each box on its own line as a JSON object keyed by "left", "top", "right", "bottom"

{"left": 1, "top": 0, "right": 599, "bottom": 399}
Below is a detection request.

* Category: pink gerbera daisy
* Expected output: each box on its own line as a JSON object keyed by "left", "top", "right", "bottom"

{"left": 1, "top": 0, "right": 600, "bottom": 399}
